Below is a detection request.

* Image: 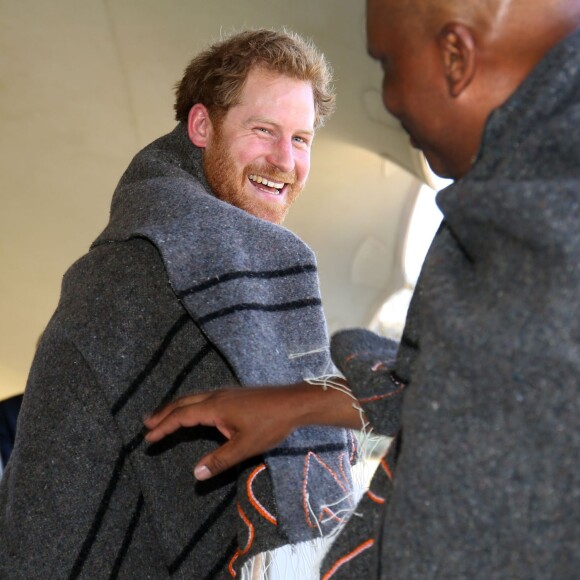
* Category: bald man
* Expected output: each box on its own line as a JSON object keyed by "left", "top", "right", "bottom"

{"left": 146, "top": 0, "right": 580, "bottom": 577}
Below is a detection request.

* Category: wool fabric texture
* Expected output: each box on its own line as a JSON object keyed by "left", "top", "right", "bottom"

{"left": 0, "top": 124, "right": 354, "bottom": 579}
{"left": 321, "top": 29, "right": 580, "bottom": 579}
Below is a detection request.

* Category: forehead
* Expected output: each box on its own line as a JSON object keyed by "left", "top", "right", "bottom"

{"left": 231, "top": 67, "right": 316, "bottom": 128}
{"left": 239, "top": 67, "right": 311, "bottom": 98}
{"left": 366, "top": 0, "right": 400, "bottom": 56}
{"left": 367, "top": 1, "right": 426, "bottom": 67}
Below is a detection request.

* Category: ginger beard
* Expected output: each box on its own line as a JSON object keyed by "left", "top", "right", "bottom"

{"left": 202, "top": 124, "right": 303, "bottom": 225}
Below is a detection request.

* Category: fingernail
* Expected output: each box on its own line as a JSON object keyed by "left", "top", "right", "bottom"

{"left": 194, "top": 465, "right": 211, "bottom": 481}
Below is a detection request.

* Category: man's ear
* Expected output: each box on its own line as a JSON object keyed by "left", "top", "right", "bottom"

{"left": 187, "top": 103, "right": 212, "bottom": 148}
{"left": 438, "top": 23, "right": 476, "bottom": 98}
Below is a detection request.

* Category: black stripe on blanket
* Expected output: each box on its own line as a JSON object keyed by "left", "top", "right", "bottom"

{"left": 202, "top": 537, "right": 238, "bottom": 580}
{"left": 112, "top": 313, "right": 190, "bottom": 416}
{"left": 108, "top": 493, "right": 145, "bottom": 579}
{"left": 198, "top": 297, "right": 322, "bottom": 325}
{"left": 267, "top": 443, "right": 346, "bottom": 458}
{"left": 177, "top": 264, "right": 317, "bottom": 298}
{"left": 153, "top": 343, "right": 212, "bottom": 413}
{"left": 70, "top": 339, "right": 212, "bottom": 579}
{"left": 168, "top": 485, "right": 237, "bottom": 575}
{"left": 68, "top": 433, "right": 143, "bottom": 580}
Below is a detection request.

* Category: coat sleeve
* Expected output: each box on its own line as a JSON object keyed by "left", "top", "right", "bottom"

{"left": 330, "top": 328, "right": 405, "bottom": 437}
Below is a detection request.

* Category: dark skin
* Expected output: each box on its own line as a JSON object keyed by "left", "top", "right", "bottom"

{"left": 145, "top": 0, "right": 580, "bottom": 480}
{"left": 145, "top": 379, "right": 362, "bottom": 480}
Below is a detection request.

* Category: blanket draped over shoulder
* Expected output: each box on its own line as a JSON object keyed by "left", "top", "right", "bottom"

{"left": 0, "top": 124, "right": 355, "bottom": 579}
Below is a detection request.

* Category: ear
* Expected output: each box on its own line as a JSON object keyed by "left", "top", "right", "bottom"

{"left": 438, "top": 23, "right": 476, "bottom": 98}
{"left": 187, "top": 103, "right": 213, "bottom": 148}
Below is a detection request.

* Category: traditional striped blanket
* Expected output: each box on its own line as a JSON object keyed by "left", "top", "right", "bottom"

{"left": 0, "top": 124, "right": 355, "bottom": 579}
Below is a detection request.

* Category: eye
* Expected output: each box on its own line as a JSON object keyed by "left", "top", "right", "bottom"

{"left": 256, "top": 127, "right": 272, "bottom": 135}
{"left": 292, "top": 135, "right": 312, "bottom": 147}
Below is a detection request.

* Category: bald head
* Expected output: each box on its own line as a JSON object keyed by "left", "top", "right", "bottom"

{"left": 367, "top": 0, "right": 580, "bottom": 178}
{"left": 384, "top": 0, "right": 503, "bottom": 35}
{"left": 383, "top": 0, "right": 578, "bottom": 32}
{"left": 388, "top": 0, "right": 580, "bottom": 84}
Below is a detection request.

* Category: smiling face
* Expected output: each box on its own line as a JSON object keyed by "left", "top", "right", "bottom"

{"left": 189, "top": 67, "right": 316, "bottom": 224}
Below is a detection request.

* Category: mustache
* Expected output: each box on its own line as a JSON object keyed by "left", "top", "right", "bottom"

{"left": 245, "top": 163, "right": 296, "bottom": 185}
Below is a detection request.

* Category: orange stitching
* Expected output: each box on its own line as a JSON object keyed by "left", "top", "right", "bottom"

{"left": 321, "top": 506, "right": 345, "bottom": 524}
{"left": 366, "top": 490, "right": 385, "bottom": 504}
{"left": 380, "top": 458, "right": 393, "bottom": 481}
{"left": 359, "top": 384, "right": 404, "bottom": 404}
{"left": 247, "top": 464, "right": 277, "bottom": 525}
{"left": 371, "top": 361, "right": 386, "bottom": 371}
{"left": 228, "top": 552, "right": 239, "bottom": 577}
{"left": 348, "top": 429, "right": 358, "bottom": 463}
{"left": 344, "top": 350, "right": 373, "bottom": 364}
{"left": 322, "top": 539, "right": 375, "bottom": 579}
{"left": 302, "top": 452, "right": 315, "bottom": 527}
{"left": 302, "top": 451, "right": 349, "bottom": 527}
{"left": 238, "top": 503, "right": 255, "bottom": 553}
{"left": 227, "top": 502, "right": 255, "bottom": 577}
{"left": 313, "top": 453, "right": 349, "bottom": 495}
{"left": 338, "top": 451, "right": 350, "bottom": 489}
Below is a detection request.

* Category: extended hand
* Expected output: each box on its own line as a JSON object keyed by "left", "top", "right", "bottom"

{"left": 145, "top": 384, "right": 306, "bottom": 480}
{"left": 144, "top": 381, "right": 363, "bottom": 480}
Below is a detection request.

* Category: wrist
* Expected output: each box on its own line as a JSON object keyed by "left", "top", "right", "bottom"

{"left": 289, "top": 378, "right": 366, "bottom": 430}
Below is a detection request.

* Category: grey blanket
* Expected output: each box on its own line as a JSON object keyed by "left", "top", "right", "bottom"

{"left": 96, "top": 124, "right": 355, "bottom": 543}
{"left": 0, "top": 124, "right": 354, "bottom": 579}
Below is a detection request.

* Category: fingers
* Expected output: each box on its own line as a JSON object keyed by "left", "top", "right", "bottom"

{"left": 146, "top": 392, "right": 213, "bottom": 427}
{"left": 192, "top": 435, "right": 258, "bottom": 481}
{"left": 142, "top": 385, "right": 300, "bottom": 479}
{"left": 144, "top": 394, "right": 214, "bottom": 442}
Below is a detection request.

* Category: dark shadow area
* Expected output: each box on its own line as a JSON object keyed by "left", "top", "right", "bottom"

{"left": 0, "top": 394, "right": 23, "bottom": 470}
{"left": 145, "top": 425, "right": 243, "bottom": 494}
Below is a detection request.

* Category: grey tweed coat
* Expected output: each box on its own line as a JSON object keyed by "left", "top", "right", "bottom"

{"left": 321, "top": 28, "right": 580, "bottom": 579}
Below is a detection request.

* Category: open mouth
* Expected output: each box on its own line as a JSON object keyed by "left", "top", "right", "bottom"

{"left": 248, "top": 173, "right": 287, "bottom": 196}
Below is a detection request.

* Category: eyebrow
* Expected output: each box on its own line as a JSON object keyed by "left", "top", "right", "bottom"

{"left": 245, "top": 116, "right": 315, "bottom": 136}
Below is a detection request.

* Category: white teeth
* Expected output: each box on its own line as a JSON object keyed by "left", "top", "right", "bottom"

{"left": 249, "top": 174, "right": 284, "bottom": 190}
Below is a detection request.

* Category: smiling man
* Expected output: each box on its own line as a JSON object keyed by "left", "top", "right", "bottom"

{"left": 190, "top": 67, "right": 314, "bottom": 224}
{"left": 181, "top": 61, "right": 316, "bottom": 225}
{"left": 0, "top": 29, "right": 356, "bottom": 579}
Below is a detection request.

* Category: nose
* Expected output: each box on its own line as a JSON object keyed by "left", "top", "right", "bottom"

{"left": 266, "top": 137, "right": 294, "bottom": 173}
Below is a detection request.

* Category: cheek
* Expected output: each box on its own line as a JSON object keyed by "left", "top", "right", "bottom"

{"left": 381, "top": 75, "right": 406, "bottom": 119}
{"left": 230, "top": 140, "right": 264, "bottom": 168}
{"left": 232, "top": 149, "right": 253, "bottom": 168}
{"left": 295, "top": 153, "right": 311, "bottom": 183}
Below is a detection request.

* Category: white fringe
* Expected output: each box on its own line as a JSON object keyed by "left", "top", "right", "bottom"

{"left": 238, "top": 428, "right": 391, "bottom": 579}
{"left": 240, "top": 534, "right": 338, "bottom": 580}
{"left": 239, "top": 369, "right": 391, "bottom": 579}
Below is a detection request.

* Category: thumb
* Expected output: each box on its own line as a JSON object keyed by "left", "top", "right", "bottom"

{"left": 193, "top": 436, "right": 252, "bottom": 481}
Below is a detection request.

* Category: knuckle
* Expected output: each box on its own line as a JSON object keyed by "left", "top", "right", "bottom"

{"left": 209, "top": 454, "right": 230, "bottom": 474}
